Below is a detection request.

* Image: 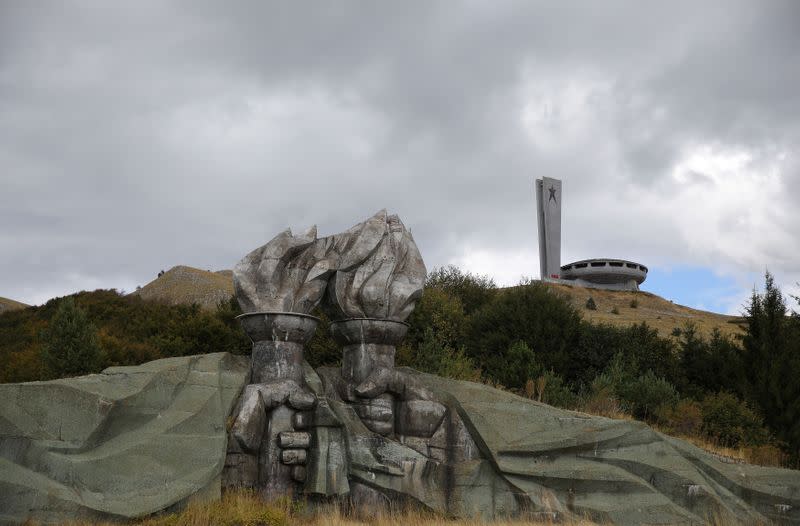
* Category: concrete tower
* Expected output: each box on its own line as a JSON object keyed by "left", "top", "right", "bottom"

{"left": 535, "top": 177, "right": 562, "bottom": 280}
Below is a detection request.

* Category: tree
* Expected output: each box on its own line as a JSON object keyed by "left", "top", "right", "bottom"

{"left": 40, "top": 297, "right": 102, "bottom": 378}
{"left": 742, "top": 272, "right": 800, "bottom": 460}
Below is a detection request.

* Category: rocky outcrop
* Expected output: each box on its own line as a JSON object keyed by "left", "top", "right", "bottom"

{"left": 0, "top": 353, "right": 249, "bottom": 525}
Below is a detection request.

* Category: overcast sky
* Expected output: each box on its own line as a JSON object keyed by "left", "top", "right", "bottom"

{"left": 2, "top": 1, "right": 798, "bottom": 314}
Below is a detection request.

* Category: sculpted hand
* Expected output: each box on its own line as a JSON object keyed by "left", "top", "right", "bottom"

{"left": 232, "top": 380, "right": 316, "bottom": 481}
{"left": 353, "top": 367, "right": 446, "bottom": 438}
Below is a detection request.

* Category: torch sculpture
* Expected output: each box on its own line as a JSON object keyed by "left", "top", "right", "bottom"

{"left": 326, "top": 211, "right": 427, "bottom": 436}
{"left": 231, "top": 226, "right": 330, "bottom": 499}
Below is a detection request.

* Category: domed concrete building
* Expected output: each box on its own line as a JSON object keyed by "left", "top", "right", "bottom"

{"left": 535, "top": 177, "right": 647, "bottom": 291}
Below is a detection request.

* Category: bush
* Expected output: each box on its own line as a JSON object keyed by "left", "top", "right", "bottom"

{"left": 534, "top": 369, "right": 579, "bottom": 409}
{"left": 40, "top": 297, "right": 102, "bottom": 378}
{"left": 610, "top": 306, "right": 620, "bottom": 315}
{"left": 466, "top": 282, "right": 582, "bottom": 389}
{"left": 398, "top": 328, "right": 480, "bottom": 382}
{"left": 629, "top": 299, "right": 639, "bottom": 309}
{"left": 404, "top": 287, "right": 467, "bottom": 352}
{"left": 701, "top": 392, "right": 770, "bottom": 448}
{"left": 425, "top": 265, "right": 496, "bottom": 315}
{"left": 585, "top": 297, "right": 597, "bottom": 310}
{"left": 658, "top": 399, "right": 703, "bottom": 437}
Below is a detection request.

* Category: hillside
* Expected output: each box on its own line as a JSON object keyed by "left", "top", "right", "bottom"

{"left": 134, "top": 265, "right": 743, "bottom": 340}
{"left": 0, "top": 296, "right": 29, "bottom": 314}
{"left": 544, "top": 282, "right": 745, "bottom": 340}
{"left": 132, "top": 266, "right": 234, "bottom": 310}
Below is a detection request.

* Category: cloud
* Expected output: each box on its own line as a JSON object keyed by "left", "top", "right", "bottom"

{"left": 1, "top": 1, "right": 798, "bottom": 311}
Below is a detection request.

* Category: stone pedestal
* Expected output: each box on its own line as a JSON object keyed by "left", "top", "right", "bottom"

{"left": 330, "top": 318, "right": 408, "bottom": 436}
{"left": 237, "top": 312, "right": 319, "bottom": 499}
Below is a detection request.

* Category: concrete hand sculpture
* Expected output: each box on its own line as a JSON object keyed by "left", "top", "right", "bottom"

{"left": 231, "top": 228, "right": 328, "bottom": 499}
{"left": 322, "top": 211, "right": 430, "bottom": 436}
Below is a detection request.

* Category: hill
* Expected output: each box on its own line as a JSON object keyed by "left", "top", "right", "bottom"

{"left": 0, "top": 296, "right": 29, "bottom": 314}
{"left": 544, "top": 282, "right": 745, "bottom": 340}
{"left": 132, "top": 265, "right": 743, "bottom": 340}
{"left": 132, "top": 266, "right": 234, "bottom": 310}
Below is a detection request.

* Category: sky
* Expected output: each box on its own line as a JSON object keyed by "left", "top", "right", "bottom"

{"left": 1, "top": 1, "right": 799, "bottom": 315}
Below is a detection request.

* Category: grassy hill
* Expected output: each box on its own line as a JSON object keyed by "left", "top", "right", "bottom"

{"left": 132, "top": 266, "right": 234, "bottom": 310}
{"left": 0, "top": 296, "right": 29, "bottom": 314}
{"left": 544, "top": 282, "right": 744, "bottom": 340}
{"left": 133, "top": 265, "right": 743, "bottom": 340}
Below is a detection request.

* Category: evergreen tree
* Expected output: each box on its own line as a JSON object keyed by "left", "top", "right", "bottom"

{"left": 743, "top": 272, "right": 800, "bottom": 460}
{"left": 40, "top": 297, "right": 102, "bottom": 378}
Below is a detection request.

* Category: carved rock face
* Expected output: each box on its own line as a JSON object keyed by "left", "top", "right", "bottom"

{"left": 233, "top": 210, "right": 426, "bottom": 320}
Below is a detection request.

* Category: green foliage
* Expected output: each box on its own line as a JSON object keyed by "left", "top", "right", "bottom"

{"left": 40, "top": 297, "right": 102, "bottom": 378}
{"left": 425, "top": 265, "right": 496, "bottom": 315}
{"left": 404, "top": 286, "right": 467, "bottom": 352}
{"left": 306, "top": 308, "right": 340, "bottom": 368}
{"left": 466, "top": 282, "right": 582, "bottom": 389}
{"left": 535, "top": 369, "right": 579, "bottom": 408}
{"left": 594, "top": 353, "right": 678, "bottom": 421}
{"left": 398, "top": 328, "right": 480, "bottom": 382}
{"left": 742, "top": 272, "right": 800, "bottom": 459}
{"left": 585, "top": 296, "right": 597, "bottom": 310}
{"left": 1, "top": 290, "right": 253, "bottom": 382}
{"left": 679, "top": 324, "right": 745, "bottom": 398}
{"left": 700, "top": 392, "right": 770, "bottom": 448}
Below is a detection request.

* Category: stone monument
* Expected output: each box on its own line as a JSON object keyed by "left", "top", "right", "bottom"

{"left": 1, "top": 211, "right": 799, "bottom": 525}
{"left": 535, "top": 177, "right": 648, "bottom": 290}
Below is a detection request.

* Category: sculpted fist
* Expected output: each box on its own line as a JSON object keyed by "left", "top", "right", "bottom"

{"left": 349, "top": 367, "right": 446, "bottom": 439}
{"left": 232, "top": 379, "right": 316, "bottom": 482}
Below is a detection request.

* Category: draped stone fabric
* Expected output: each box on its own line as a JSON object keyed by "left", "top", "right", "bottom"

{"left": 0, "top": 353, "right": 249, "bottom": 525}
{"left": 2, "top": 354, "right": 799, "bottom": 525}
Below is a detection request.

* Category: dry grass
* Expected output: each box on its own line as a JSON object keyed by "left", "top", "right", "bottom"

{"left": 545, "top": 282, "right": 745, "bottom": 341}
{"left": 132, "top": 266, "right": 234, "bottom": 310}
{"left": 0, "top": 295, "right": 29, "bottom": 313}
{"left": 667, "top": 434, "right": 789, "bottom": 467}
{"left": 35, "top": 491, "right": 597, "bottom": 526}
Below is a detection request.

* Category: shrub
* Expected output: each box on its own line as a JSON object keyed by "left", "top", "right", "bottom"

{"left": 534, "top": 369, "right": 579, "bottom": 408}
{"left": 40, "top": 297, "right": 102, "bottom": 378}
{"left": 398, "top": 328, "right": 480, "bottom": 382}
{"left": 629, "top": 298, "right": 639, "bottom": 309}
{"left": 425, "top": 265, "right": 496, "bottom": 315}
{"left": 614, "top": 369, "right": 679, "bottom": 421}
{"left": 658, "top": 399, "right": 703, "bottom": 437}
{"left": 585, "top": 297, "right": 597, "bottom": 310}
{"left": 700, "top": 392, "right": 770, "bottom": 448}
{"left": 610, "top": 306, "right": 620, "bottom": 315}
{"left": 466, "top": 282, "right": 582, "bottom": 388}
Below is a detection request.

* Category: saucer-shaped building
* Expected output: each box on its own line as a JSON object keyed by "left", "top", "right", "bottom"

{"left": 535, "top": 177, "right": 647, "bottom": 291}
{"left": 560, "top": 258, "right": 647, "bottom": 289}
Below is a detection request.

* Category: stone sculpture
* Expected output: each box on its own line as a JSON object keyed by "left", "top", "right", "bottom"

{"left": 228, "top": 210, "right": 427, "bottom": 499}
{"left": 2, "top": 211, "right": 800, "bottom": 525}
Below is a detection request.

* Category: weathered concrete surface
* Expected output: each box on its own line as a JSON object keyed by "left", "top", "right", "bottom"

{"left": 233, "top": 210, "right": 426, "bottom": 320}
{"left": 3, "top": 353, "right": 799, "bottom": 525}
{"left": 0, "top": 353, "right": 249, "bottom": 525}
{"left": 412, "top": 370, "right": 800, "bottom": 525}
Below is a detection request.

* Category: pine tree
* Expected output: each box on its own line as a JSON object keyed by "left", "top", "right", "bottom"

{"left": 40, "top": 297, "right": 102, "bottom": 378}
{"left": 743, "top": 272, "right": 800, "bottom": 461}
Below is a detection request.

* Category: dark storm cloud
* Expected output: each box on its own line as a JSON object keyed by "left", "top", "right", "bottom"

{"left": 1, "top": 1, "right": 798, "bottom": 306}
